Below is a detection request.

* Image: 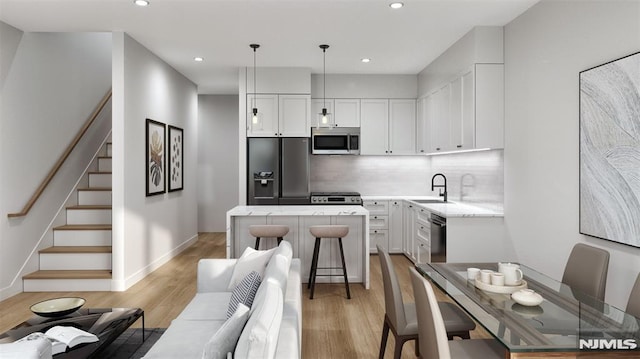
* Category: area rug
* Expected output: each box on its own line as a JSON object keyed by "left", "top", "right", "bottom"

{"left": 93, "top": 328, "right": 166, "bottom": 359}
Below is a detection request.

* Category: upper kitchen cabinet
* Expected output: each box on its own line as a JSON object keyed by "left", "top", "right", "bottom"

{"left": 417, "top": 26, "right": 505, "bottom": 153}
{"left": 389, "top": 99, "right": 416, "bottom": 154}
{"left": 361, "top": 99, "right": 416, "bottom": 155}
{"left": 247, "top": 94, "right": 310, "bottom": 137}
{"left": 311, "top": 98, "right": 360, "bottom": 127}
{"left": 279, "top": 94, "right": 311, "bottom": 137}
{"left": 246, "top": 94, "right": 279, "bottom": 137}
{"left": 311, "top": 98, "right": 334, "bottom": 127}
{"left": 360, "top": 99, "right": 388, "bottom": 155}
{"left": 334, "top": 99, "right": 360, "bottom": 127}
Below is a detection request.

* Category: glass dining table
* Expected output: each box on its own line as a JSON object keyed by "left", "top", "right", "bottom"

{"left": 416, "top": 262, "right": 640, "bottom": 358}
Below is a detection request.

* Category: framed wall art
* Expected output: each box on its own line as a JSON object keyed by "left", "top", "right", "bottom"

{"left": 146, "top": 118, "right": 166, "bottom": 196}
{"left": 579, "top": 51, "right": 640, "bottom": 248}
{"left": 168, "top": 125, "right": 184, "bottom": 192}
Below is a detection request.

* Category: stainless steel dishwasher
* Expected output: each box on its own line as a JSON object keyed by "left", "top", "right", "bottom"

{"left": 428, "top": 213, "right": 447, "bottom": 262}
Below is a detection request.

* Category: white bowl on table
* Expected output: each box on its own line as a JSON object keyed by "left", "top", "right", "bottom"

{"left": 511, "top": 289, "right": 543, "bottom": 306}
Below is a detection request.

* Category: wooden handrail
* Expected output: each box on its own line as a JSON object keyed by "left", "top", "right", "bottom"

{"left": 8, "top": 90, "right": 112, "bottom": 218}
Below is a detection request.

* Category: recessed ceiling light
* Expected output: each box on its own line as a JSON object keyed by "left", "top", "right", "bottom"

{"left": 361, "top": 58, "right": 371, "bottom": 63}
{"left": 194, "top": 57, "right": 204, "bottom": 62}
{"left": 134, "top": 0, "right": 149, "bottom": 6}
{"left": 389, "top": 2, "right": 404, "bottom": 9}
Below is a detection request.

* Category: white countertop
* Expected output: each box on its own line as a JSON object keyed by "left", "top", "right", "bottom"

{"left": 362, "top": 196, "right": 503, "bottom": 218}
{"left": 227, "top": 205, "right": 369, "bottom": 217}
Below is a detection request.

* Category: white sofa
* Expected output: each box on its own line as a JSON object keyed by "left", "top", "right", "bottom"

{"left": 143, "top": 244, "right": 302, "bottom": 359}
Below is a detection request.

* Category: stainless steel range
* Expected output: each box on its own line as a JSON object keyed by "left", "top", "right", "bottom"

{"left": 310, "top": 192, "right": 362, "bottom": 205}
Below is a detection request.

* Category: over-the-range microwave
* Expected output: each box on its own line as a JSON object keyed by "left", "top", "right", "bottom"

{"left": 311, "top": 127, "right": 360, "bottom": 155}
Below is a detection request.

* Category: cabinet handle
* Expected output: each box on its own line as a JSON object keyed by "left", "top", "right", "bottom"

{"left": 374, "top": 216, "right": 377, "bottom": 219}
{"left": 279, "top": 133, "right": 282, "bottom": 136}
{"left": 420, "top": 149, "right": 424, "bottom": 152}
{"left": 274, "top": 133, "right": 278, "bottom": 136}
{"left": 385, "top": 151, "right": 388, "bottom": 153}
{"left": 374, "top": 230, "right": 378, "bottom": 233}
{"left": 457, "top": 145, "right": 462, "bottom": 148}
{"left": 436, "top": 147, "right": 441, "bottom": 151}
{"left": 374, "top": 202, "right": 377, "bottom": 205}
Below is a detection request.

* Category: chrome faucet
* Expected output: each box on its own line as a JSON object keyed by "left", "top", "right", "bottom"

{"left": 431, "top": 173, "right": 447, "bottom": 202}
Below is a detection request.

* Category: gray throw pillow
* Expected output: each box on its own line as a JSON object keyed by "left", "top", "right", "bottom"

{"left": 202, "top": 304, "right": 250, "bottom": 359}
{"left": 227, "top": 271, "right": 261, "bottom": 319}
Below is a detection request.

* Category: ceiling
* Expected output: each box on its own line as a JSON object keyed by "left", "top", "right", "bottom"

{"left": 0, "top": 0, "right": 538, "bottom": 94}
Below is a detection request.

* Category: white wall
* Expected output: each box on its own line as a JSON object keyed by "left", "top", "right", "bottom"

{"left": 111, "top": 33, "right": 198, "bottom": 290}
{"left": 0, "top": 30, "right": 112, "bottom": 299}
{"left": 0, "top": 21, "right": 23, "bottom": 90}
{"left": 198, "top": 95, "right": 239, "bottom": 231}
{"left": 504, "top": 0, "right": 640, "bottom": 307}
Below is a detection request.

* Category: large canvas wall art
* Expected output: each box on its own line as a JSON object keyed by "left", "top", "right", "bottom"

{"left": 146, "top": 118, "right": 166, "bottom": 196}
{"left": 579, "top": 51, "right": 640, "bottom": 247}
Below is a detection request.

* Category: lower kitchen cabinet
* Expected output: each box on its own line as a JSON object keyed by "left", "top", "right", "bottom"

{"left": 365, "top": 199, "right": 403, "bottom": 254}
{"left": 402, "top": 201, "right": 416, "bottom": 262}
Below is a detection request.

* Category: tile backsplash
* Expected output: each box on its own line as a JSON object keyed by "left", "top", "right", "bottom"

{"left": 310, "top": 155, "right": 431, "bottom": 195}
{"left": 429, "top": 149, "right": 504, "bottom": 211}
{"left": 310, "top": 149, "right": 504, "bottom": 211}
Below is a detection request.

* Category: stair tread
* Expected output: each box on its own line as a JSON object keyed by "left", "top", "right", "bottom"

{"left": 78, "top": 187, "right": 112, "bottom": 192}
{"left": 40, "top": 246, "right": 112, "bottom": 254}
{"left": 24, "top": 270, "right": 112, "bottom": 280}
{"left": 67, "top": 205, "right": 112, "bottom": 210}
{"left": 98, "top": 156, "right": 112, "bottom": 159}
{"left": 54, "top": 224, "right": 112, "bottom": 230}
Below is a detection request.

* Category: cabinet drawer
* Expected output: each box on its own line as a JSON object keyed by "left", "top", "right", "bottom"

{"left": 370, "top": 229, "right": 389, "bottom": 253}
{"left": 363, "top": 200, "right": 389, "bottom": 215}
{"left": 370, "top": 215, "right": 389, "bottom": 230}
{"left": 416, "top": 238, "right": 430, "bottom": 264}
{"left": 416, "top": 224, "right": 430, "bottom": 245}
{"left": 416, "top": 207, "right": 431, "bottom": 223}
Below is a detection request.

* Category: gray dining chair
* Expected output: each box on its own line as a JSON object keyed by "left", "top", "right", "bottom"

{"left": 561, "top": 243, "right": 610, "bottom": 301}
{"left": 409, "top": 267, "right": 505, "bottom": 359}
{"left": 377, "top": 245, "right": 475, "bottom": 359}
{"left": 626, "top": 273, "right": 640, "bottom": 318}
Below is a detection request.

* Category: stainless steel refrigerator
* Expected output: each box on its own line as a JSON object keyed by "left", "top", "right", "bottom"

{"left": 247, "top": 137, "right": 310, "bottom": 205}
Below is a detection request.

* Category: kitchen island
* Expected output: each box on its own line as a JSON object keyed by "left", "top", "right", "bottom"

{"left": 226, "top": 205, "right": 370, "bottom": 289}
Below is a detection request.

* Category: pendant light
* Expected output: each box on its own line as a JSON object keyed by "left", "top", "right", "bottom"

{"left": 318, "top": 44, "right": 334, "bottom": 128}
{"left": 249, "top": 44, "right": 263, "bottom": 130}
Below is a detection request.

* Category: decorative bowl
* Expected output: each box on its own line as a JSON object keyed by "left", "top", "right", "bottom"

{"left": 474, "top": 278, "right": 528, "bottom": 294}
{"left": 511, "top": 289, "right": 543, "bottom": 306}
{"left": 30, "top": 297, "right": 86, "bottom": 317}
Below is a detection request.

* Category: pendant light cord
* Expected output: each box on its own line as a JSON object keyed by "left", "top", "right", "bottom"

{"left": 253, "top": 46, "right": 256, "bottom": 109}
{"left": 323, "top": 47, "right": 326, "bottom": 109}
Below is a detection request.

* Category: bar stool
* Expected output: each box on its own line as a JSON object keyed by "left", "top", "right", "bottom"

{"left": 308, "top": 225, "right": 350, "bottom": 300}
{"left": 249, "top": 225, "right": 289, "bottom": 250}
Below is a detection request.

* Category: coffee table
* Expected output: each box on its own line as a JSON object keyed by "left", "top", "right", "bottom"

{"left": 0, "top": 307, "right": 144, "bottom": 358}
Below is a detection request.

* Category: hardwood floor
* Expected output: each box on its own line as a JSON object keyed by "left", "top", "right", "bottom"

{"left": 0, "top": 232, "right": 488, "bottom": 358}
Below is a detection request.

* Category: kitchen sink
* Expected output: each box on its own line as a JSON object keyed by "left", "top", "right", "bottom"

{"left": 412, "top": 199, "right": 447, "bottom": 204}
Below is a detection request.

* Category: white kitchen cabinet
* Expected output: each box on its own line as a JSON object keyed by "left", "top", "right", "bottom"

{"left": 300, "top": 216, "right": 363, "bottom": 283}
{"left": 334, "top": 99, "right": 360, "bottom": 127}
{"left": 402, "top": 201, "right": 416, "bottom": 262}
{"left": 364, "top": 200, "right": 388, "bottom": 253}
{"left": 389, "top": 200, "right": 403, "bottom": 253}
{"left": 279, "top": 95, "right": 311, "bottom": 137}
{"left": 361, "top": 99, "right": 416, "bottom": 155}
{"left": 430, "top": 85, "right": 450, "bottom": 152}
{"left": 247, "top": 94, "right": 310, "bottom": 137}
{"left": 416, "top": 97, "right": 432, "bottom": 154}
{"left": 311, "top": 98, "right": 334, "bottom": 127}
{"left": 427, "top": 64, "right": 504, "bottom": 152}
{"left": 389, "top": 99, "right": 416, "bottom": 155}
{"left": 246, "top": 94, "right": 279, "bottom": 137}
{"left": 360, "top": 99, "right": 389, "bottom": 155}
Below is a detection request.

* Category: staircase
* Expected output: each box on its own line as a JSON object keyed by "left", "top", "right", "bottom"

{"left": 23, "top": 143, "right": 113, "bottom": 291}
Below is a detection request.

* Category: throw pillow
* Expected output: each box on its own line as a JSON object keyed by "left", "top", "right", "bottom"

{"left": 227, "top": 271, "right": 262, "bottom": 319}
{"left": 235, "top": 281, "right": 284, "bottom": 359}
{"left": 273, "top": 240, "right": 293, "bottom": 266}
{"left": 227, "top": 247, "right": 276, "bottom": 291}
{"left": 202, "top": 304, "right": 250, "bottom": 359}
